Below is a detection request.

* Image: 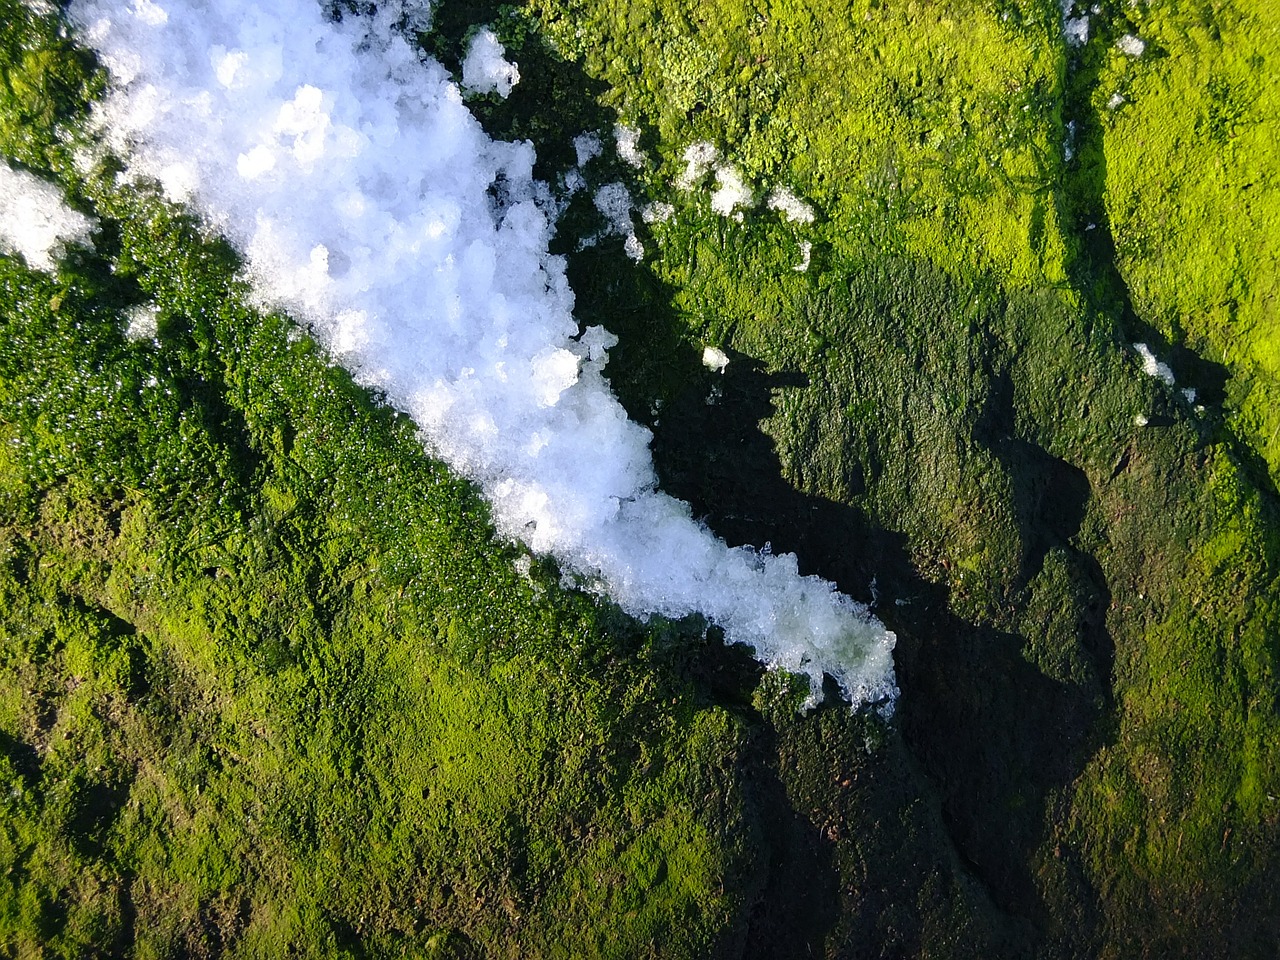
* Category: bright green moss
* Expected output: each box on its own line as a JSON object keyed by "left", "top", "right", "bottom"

{"left": 0, "top": 206, "right": 760, "bottom": 953}
{"left": 1096, "top": 0, "right": 1280, "bottom": 477}
{"left": 532, "top": 0, "right": 1072, "bottom": 286}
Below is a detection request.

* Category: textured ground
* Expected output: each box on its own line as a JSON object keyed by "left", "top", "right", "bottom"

{"left": 2, "top": 0, "right": 1278, "bottom": 956}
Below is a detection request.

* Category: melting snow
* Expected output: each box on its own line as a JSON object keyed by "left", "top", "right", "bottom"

{"left": 461, "top": 28, "right": 520, "bottom": 98}
{"left": 67, "top": 0, "right": 897, "bottom": 709}
{"left": 0, "top": 162, "right": 95, "bottom": 271}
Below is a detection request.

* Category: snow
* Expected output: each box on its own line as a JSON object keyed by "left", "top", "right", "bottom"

{"left": 677, "top": 141, "right": 718, "bottom": 189}
{"left": 1060, "top": 0, "right": 1089, "bottom": 46}
{"left": 614, "top": 124, "right": 644, "bottom": 169}
{"left": 767, "top": 186, "right": 815, "bottom": 224}
{"left": 68, "top": 0, "right": 897, "bottom": 710}
{"left": 572, "top": 132, "right": 601, "bottom": 168}
{"left": 702, "top": 346, "right": 730, "bottom": 373}
{"left": 593, "top": 181, "right": 643, "bottom": 261}
{"left": 710, "top": 164, "right": 752, "bottom": 217}
{"left": 794, "top": 240, "right": 812, "bottom": 273}
{"left": 1117, "top": 34, "right": 1146, "bottom": 58}
{"left": 0, "top": 162, "right": 95, "bottom": 271}
{"left": 640, "top": 201, "right": 673, "bottom": 224}
{"left": 461, "top": 28, "right": 519, "bottom": 99}
{"left": 1133, "top": 342, "right": 1175, "bottom": 385}
{"left": 124, "top": 303, "right": 159, "bottom": 340}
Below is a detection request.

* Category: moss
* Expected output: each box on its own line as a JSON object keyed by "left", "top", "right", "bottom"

{"left": 1091, "top": 0, "right": 1280, "bottom": 479}
{"left": 0, "top": 21, "right": 762, "bottom": 951}
{"left": 1067, "top": 446, "right": 1280, "bottom": 956}
{"left": 0, "top": 213, "right": 763, "bottom": 954}
{"left": 495, "top": 0, "right": 1280, "bottom": 952}
{"left": 3, "top": 0, "right": 1280, "bottom": 956}
{"left": 531, "top": 0, "right": 1073, "bottom": 287}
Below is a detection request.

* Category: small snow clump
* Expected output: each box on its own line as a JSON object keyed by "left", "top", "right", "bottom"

{"left": 641, "top": 201, "right": 673, "bottom": 224}
{"left": 593, "top": 181, "right": 643, "bottom": 261}
{"left": 572, "top": 132, "right": 601, "bottom": 168}
{"left": 124, "top": 303, "right": 159, "bottom": 341}
{"left": 794, "top": 240, "right": 812, "bottom": 273}
{"left": 1117, "top": 34, "right": 1146, "bottom": 57}
{"left": 710, "top": 164, "right": 752, "bottom": 217}
{"left": 1060, "top": 0, "right": 1089, "bottom": 45}
{"left": 1133, "top": 342, "right": 1175, "bottom": 385}
{"left": 766, "top": 186, "right": 815, "bottom": 224}
{"left": 614, "top": 124, "right": 644, "bottom": 169}
{"left": 677, "top": 141, "right": 718, "bottom": 189}
{"left": 461, "top": 28, "right": 519, "bottom": 98}
{"left": 0, "top": 162, "right": 95, "bottom": 271}
{"left": 702, "top": 346, "right": 730, "bottom": 373}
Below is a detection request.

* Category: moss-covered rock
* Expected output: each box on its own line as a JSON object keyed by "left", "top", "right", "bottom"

{"left": 2, "top": 0, "right": 1279, "bottom": 956}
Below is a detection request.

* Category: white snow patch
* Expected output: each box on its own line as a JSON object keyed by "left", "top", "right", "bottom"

{"left": 1059, "top": 0, "right": 1089, "bottom": 45}
{"left": 794, "top": 240, "right": 812, "bottom": 273}
{"left": 1117, "top": 34, "right": 1146, "bottom": 57}
{"left": 124, "top": 302, "right": 159, "bottom": 340}
{"left": 677, "top": 141, "right": 718, "bottom": 189}
{"left": 572, "top": 132, "right": 601, "bottom": 168}
{"left": 1133, "top": 342, "right": 1175, "bottom": 385}
{"left": 133, "top": 0, "right": 168, "bottom": 27}
{"left": 766, "top": 186, "right": 815, "bottom": 224}
{"left": 593, "top": 181, "right": 642, "bottom": 261}
{"left": 514, "top": 553, "right": 534, "bottom": 581}
{"left": 461, "top": 28, "right": 519, "bottom": 98}
{"left": 0, "top": 162, "right": 95, "bottom": 271}
{"left": 593, "top": 181, "right": 632, "bottom": 229}
{"left": 641, "top": 201, "right": 673, "bottom": 224}
{"left": 710, "top": 164, "right": 752, "bottom": 217}
{"left": 68, "top": 0, "right": 897, "bottom": 710}
{"left": 614, "top": 124, "right": 644, "bottom": 169}
{"left": 561, "top": 167, "right": 586, "bottom": 197}
{"left": 702, "top": 346, "right": 730, "bottom": 373}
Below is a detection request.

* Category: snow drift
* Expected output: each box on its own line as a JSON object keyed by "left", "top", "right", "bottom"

{"left": 67, "top": 0, "right": 897, "bottom": 708}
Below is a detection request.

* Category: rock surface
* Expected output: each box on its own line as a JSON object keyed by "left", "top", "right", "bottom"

{"left": 1, "top": 0, "right": 1277, "bottom": 956}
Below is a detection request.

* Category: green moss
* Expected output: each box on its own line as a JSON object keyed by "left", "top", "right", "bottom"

{"left": 532, "top": 0, "right": 1073, "bottom": 287}
{"left": 3, "top": 0, "right": 1280, "bottom": 956}
{"left": 0, "top": 203, "right": 762, "bottom": 954}
{"left": 501, "top": 0, "right": 1280, "bottom": 951}
{"left": 0, "top": 19, "right": 762, "bottom": 950}
{"left": 1068, "top": 446, "right": 1280, "bottom": 954}
{"left": 1094, "top": 0, "right": 1280, "bottom": 478}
